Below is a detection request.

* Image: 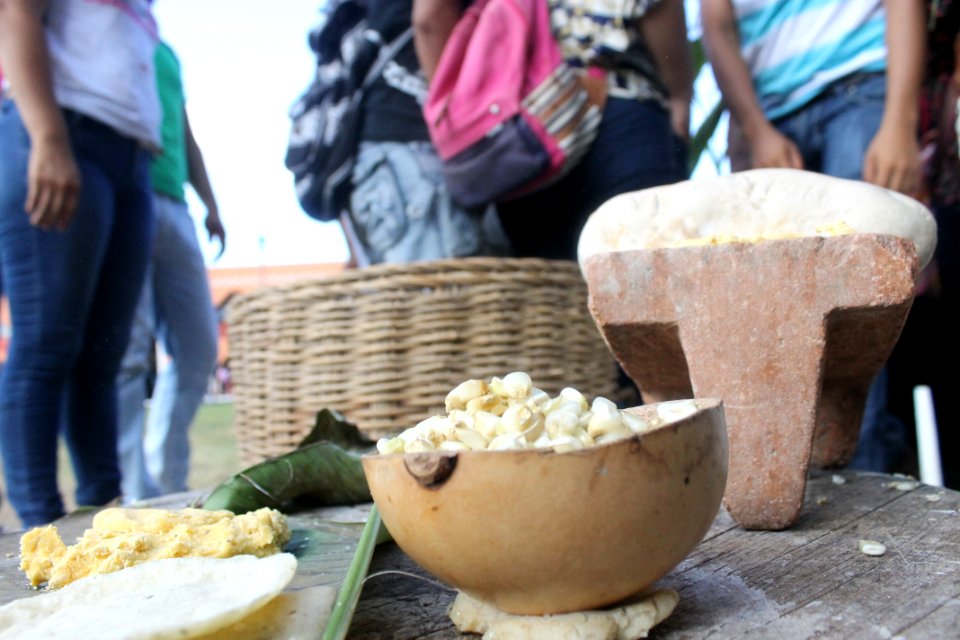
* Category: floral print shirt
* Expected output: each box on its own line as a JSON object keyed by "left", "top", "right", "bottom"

{"left": 548, "top": 0, "right": 668, "bottom": 104}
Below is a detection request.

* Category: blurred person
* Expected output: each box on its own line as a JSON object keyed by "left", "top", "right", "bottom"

{"left": 341, "top": 0, "right": 511, "bottom": 265}
{"left": 700, "top": 0, "right": 926, "bottom": 474}
{"left": 413, "top": 0, "right": 694, "bottom": 261}
{"left": 117, "top": 40, "right": 223, "bottom": 502}
{"left": 880, "top": 0, "right": 960, "bottom": 488}
{"left": 700, "top": 0, "right": 924, "bottom": 192}
{"left": 0, "top": 0, "right": 160, "bottom": 527}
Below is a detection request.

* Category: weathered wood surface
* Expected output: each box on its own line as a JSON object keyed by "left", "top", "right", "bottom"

{"left": 351, "top": 470, "right": 960, "bottom": 639}
{"left": 0, "top": 472, "right": 955, "bottom": 638}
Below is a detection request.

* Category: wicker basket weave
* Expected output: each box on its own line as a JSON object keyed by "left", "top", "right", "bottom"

{"left": 226, "top": 257, "right": 619, "bottom": 465}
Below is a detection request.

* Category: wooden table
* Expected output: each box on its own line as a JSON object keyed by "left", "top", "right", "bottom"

{"left": 351, "top": 470, "right": 960, "bottom": 639}
{"left": 0, "top": 471, "right": 955, "bottom": 638}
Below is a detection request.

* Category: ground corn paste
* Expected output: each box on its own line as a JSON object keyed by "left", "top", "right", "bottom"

{"left": 19, "top": 506, "right": 290, "bottom": 589}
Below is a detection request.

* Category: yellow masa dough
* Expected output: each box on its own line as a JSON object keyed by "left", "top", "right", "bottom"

{"left": 19, "top": 507, "right": 290, "bottom": 589}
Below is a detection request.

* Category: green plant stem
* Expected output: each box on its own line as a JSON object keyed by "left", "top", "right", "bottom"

{"left": 323, "top": 505, "right": 383, "bottom": 640}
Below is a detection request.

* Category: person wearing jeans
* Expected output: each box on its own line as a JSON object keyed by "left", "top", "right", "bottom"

{"left": 117, "top": 41, "right": 223, "bottom": 502}
{"left": 701, "top": 0, "right": 926, "bottom": 473}
{"left": 700, "top": 0, "right": 924, "bottom": 194}
{"left": 0, "top": 0, "right": 160, "bottom": 528}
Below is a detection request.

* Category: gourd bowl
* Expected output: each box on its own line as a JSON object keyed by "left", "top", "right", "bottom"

{"left": 361, "top": 398, "right": 728, "bottom": 615}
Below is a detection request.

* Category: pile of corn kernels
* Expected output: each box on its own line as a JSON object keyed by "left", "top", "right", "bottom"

{"left": 376, "top": 371, "right": 699, "bottom": 454}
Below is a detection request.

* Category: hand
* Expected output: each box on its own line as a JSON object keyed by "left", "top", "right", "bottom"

{"left": 26, "top": 135, "right": 81, "bottom": 230}
{"left": 205, "top": 209, "right": 226, "bottom": 260}
{"left": 748, "top": 123, "right": 804, "bottom": 170}
{"left": 863, "top": 121, "right": 920, "bottom": 195}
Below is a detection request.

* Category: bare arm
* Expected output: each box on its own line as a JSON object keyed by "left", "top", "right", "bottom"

{"left": 640, "top": 0, "right": 694, "bottom": 141}
{"left": 0, "top": 0, "right": 81, "bottom": 229}
{"left": 699, "top": 0, "right": 802, "bottom": 169}
{"left": 184, "top": 107, "right": 225, "bottom": 258}
{"left": 863, "top": 0, "right": 925, "bottom": 194}
{"left": 412, "top": 0, "right": 463, "bottom": 82}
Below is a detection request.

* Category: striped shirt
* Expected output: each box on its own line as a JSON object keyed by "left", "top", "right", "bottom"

{"left": 733, "top": 0, "right": 887, "bottom": 120}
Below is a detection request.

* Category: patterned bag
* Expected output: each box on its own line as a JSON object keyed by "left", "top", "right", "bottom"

{"left": 284, "top": 0, "right": 411, "bottom": 222}
{"left": 423, "top": 0, "right": 606, "bottom": 209}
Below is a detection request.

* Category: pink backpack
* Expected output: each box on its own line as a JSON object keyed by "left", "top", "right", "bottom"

{"left": 423, "top": 0, "right": 606, "bottom": 208}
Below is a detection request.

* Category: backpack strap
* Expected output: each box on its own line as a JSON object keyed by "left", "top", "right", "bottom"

{"left": 360, "top": 26, "right": 414, "bottom": 90}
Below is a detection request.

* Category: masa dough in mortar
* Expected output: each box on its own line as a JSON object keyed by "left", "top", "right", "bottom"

{"left": 19, "top": 507, "right": 290, "bottom": 589}
{"left": 577, "top": 168, "right": 938, "bottom": 270}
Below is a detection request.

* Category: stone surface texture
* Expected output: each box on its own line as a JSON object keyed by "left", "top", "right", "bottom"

{"left": 582, "top": 234, "right": 918, "bottom": 530}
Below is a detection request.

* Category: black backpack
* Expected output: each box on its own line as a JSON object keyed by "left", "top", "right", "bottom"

{"left": 284, "top": 0, "right": 412, "bottom": 222}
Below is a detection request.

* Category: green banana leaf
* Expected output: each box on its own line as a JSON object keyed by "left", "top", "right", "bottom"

{"left": 201, "top": 409, "right": 374, "bottom": 513}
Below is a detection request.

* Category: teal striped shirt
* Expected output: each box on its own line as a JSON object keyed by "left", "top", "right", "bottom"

{"left": 733, "top": 0, "right": 887, "bottom": 120}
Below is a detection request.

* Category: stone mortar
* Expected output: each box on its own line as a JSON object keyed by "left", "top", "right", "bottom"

{"left": 582, "top": 234, "right": 917, "bottom": 530}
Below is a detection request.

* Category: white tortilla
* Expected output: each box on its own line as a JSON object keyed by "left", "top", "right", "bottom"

{"left": 578, "top": 168, "right": 938, "bottom": 269}
{"left": 0, "top": 553, "right": 297, "bottom": 640}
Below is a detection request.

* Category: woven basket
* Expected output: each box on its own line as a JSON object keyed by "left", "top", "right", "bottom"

{"left": 226, "top": 257, "right": 619, "bottom": 465}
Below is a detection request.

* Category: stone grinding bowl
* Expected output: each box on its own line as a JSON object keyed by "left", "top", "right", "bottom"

{"left": 576, "top": 169, "right": 938, "bottom": 530}
{"left": 361, "top": 398, "right": 728, "bottom": 616}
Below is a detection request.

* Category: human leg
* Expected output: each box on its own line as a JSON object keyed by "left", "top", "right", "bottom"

{"left": 0, "top": 105, "right": 131, "bottom": 525}
{"left": 116, "top": 268, "right": 161, "bottom": 502}
{"left": 143, "top": 195, "right": 217, "bottom": 494}
{"left": 60, "top": 114, "right": 154, "bottom": 510}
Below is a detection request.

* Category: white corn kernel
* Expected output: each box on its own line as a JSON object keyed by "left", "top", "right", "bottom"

{"left": 439, "top": 441, "right": 470, "bottom": 452}
{"left": 622, "top": 411, "right": 651, "bottom": 434}
{"left": 550, "top": 435, "right": 584, "bottom": 453}
{"left": 445, "top": 379, "right": 488, "bottom": 411}
{"left": 454, "top": 427, "right": 489, "bottom": 451}
{"left": 521, "top": 413, "right": 545, "bottom": 442}
{"left": 559, "top": 387, "right": 589, "bottom": 412}
{"left": 656, "top": 399, "right": 698, "bottom": 423}
{"left": 587, "top": 400, "right": 623, "bottom": 438}
{"left": 377, "top": 437, "right": 405, "bottom": 454}
{"left": 500, "top": 403, "right": 535, "bottom": 434}
{"left": 406, "top": 437, "right": 436, "bottom": 452}
{"left": 466, "top": 393, "right": 507, "bottom": 416}
{"left": 596, "top": 429, "right": 632, "bottom": 446}
{"left": 525, "top": 387, "right": 551, "bottom": 411}
{"left": 500, "top": 371, "right": 533, "bottom": 399}
{"left": 545, "top": 408, "right": 580, "bottom": 438}
{"left": 532, "top": 432, "right": 552, "bottom": 448}
{"left": 489, "top": 432, "right": 526, "bottom": 450}
{"left": 858, "top": 540, "right": 886, "bottom": 556}
{"left": 410, "top": 415, "right": 448, "bottom": 439}
{"left": 541, "top": 396, "right": 565, "bottom": 415}
{"left": 591, "top": 396, "right": 619, "bottom": 414}
{"left": 575, "top": 429, "right": 595, "bottom": 447}
{"left": 448, "top": 409, "right": 475, "bottom": 430}
{"left": 416, "top": 416, "right": 455, "bottom": 446}
{"left": 577, "top": 411, "right": 593, "bottom": 430}
{"left": 472, "top": 411, "right": 501, "bottom": 440}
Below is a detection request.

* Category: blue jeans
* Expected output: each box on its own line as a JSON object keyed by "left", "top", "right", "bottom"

{"left": 770, "top": 73, "right": 886, "bottom": 180}
{"left": 117, "top": 194, "right": 217, "bottom": 501}
{"left": 0, "top": 102, "right": 154, "bottom": 527}
{"left": 496, "top": 97, "right": 688, "bottom": 260}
